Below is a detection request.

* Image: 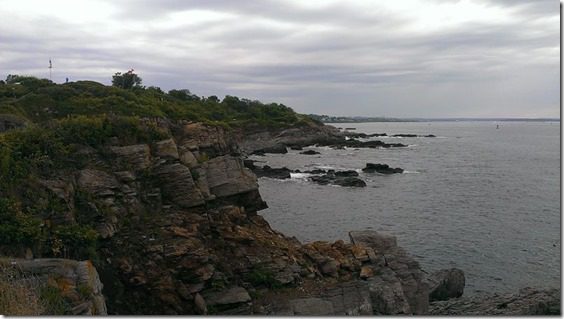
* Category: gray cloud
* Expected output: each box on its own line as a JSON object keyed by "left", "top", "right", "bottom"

{"left": 0, "top": 0, "right": 558, "bottom": 117}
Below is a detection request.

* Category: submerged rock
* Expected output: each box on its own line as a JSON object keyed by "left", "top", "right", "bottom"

{"left": 254, "top": 165, "right": 292, "bottom": 179}
{"left": 300, "top": 150, "right": 321, "bottom": 155}
{"left": 310, "top": 174, "right": 366, "bottom": 187}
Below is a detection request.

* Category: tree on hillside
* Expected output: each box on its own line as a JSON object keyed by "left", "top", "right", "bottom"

{"left": 112, "top": 69, "right": 142, "bottom": 89}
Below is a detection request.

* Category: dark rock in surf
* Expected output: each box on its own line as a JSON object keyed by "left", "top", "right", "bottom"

{"left": 335, "top": 170, "right": 359, "bottom": 177}
{"left": 334, "top": 177, "right": 366, "bottom": 187}
{"left": 362, "top": 163, "right": 404, "bottom": 174}
{"left": 392, "top": 134, "right": 418, "bottom": 137}
{"left": 253, "top": 165, "right": 292, "bottom": 179}
{"left": 310, "top": 171, "right": 366, "bottom": 187}
{"left": 290, "top": 145, "right": 303, "bottom": 150}
{"left": 253, "top": 144, "right": 288, "bottom": 155}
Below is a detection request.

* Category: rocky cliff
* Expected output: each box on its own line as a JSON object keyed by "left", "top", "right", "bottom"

{"left": 0, "top": 119, "right": 559, "bottom": 315}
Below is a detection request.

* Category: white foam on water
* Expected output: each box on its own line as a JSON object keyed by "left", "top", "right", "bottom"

{"left": 290, "top": 173, "right": 313, "bottom": 180}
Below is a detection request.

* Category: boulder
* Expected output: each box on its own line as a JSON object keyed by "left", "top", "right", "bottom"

{"left": 204, "top": 286, "right": 251, "bottom": 306}
{"left": 428, "top": 268, "right": 465, "bottom": 301}
{"left": 205, "top": 155, "right": 258, "bottom": 198}
{"left": 368, "top": 268, "right": 412, "bottom": 314}
{"left": 319, "top": 258, "right": 339, "bottom": 277}
{"left": 153, "top": 163, "right": 204, "bottom": 208}
{"left": 155, "top": 138, "right": 179, "bottom": 160}
{"left": 349, "top": 231, "right": 429, "bottom": 314}
{"left": 362, "top": 163, "right": 404, "bottom": 174}
{"left": 289, "top": 145, "right": 303, "bottom": 150}
{"left": 349, "top": 231, "right": 397, "bottom": 253}
{"left": 360, "top": 266, "right": 374, "bottom": 279}
{"left": 180, "top": 122, "right": 229, "bottom": 153}
{"left": 179, "top": 149, "right": 199, "bottom": 168}
{"left": 194, "top": 293, "right": 207, "bottom": 314}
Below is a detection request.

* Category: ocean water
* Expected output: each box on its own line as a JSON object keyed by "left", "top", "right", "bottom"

{"left": 251, "top": 121, "right": 561, "bottom": 295}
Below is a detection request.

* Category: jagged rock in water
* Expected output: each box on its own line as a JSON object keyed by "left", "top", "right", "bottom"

{"left": 109, "top": 144, "right": 151, "bottom": 171}
{"left": 252, "top": 165, "right": 291, "bottom": 179}
{"left": 362, "top": 163, "right": 404, "bottom": 174}
{"left": 153, "top": 163, "right": 204, "bottom": 208}
{"left": 429, "top": 287, "right": 560, "bottom": 315}
{"left": 310, "top": 172, "right": 366, "bottom": 187}
{"left": 428, "top": 268, "right": 465, "bottom": 301}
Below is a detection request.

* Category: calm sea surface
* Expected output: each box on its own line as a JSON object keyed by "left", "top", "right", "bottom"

{"left": 251, "top": 121, "right": 561, "bottom": 295}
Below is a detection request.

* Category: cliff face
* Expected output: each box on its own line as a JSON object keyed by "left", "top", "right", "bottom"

{"left": 3, "top": 120, "right": 557, "bottom": 315}
{"left": 235, "top": 120, "right": 341, "bottom": 154}
{"left": 2, "top": 119, "right": 435, "bottom": 315}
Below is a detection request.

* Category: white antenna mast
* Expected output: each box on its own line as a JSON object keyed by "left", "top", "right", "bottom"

{"left": 49, "top": 58, "right": 53, "bottom": 80}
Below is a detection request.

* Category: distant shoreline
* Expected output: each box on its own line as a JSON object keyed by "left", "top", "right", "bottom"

{"left": 323, "top": 118, "right": 559, "bottom": 123}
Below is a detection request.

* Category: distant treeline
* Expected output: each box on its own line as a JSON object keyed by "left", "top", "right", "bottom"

{"left": 308, "top": 114, "right": 558, "bottom": 123}
{"left": 307, "top": 114, "right": 410, "bottom": 123}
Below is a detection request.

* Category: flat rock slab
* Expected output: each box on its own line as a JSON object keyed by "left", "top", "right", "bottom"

{"left": 289, "top": 298, "right": 334, "bottom": 315}
{"left": 429, "top": 287, "right": 560, "bottom": 315}
{"left": 349, "top": 230, "right": 398, "bottom": 253}
{"left": 205, "top": 287, "right": 251, "bottom": 306}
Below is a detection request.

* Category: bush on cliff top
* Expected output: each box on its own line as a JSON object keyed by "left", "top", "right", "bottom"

{"left": 0, "top": 75, "right": 310, "bottom": 129}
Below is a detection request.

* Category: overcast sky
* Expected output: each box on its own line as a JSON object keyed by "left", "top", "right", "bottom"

{"left": 0, "top": 0, "right": 559, "bottom": 118}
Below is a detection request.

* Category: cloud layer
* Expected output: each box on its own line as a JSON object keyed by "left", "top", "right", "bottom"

{"left": 0, "top": 0, "right": 559, "bottom": 117}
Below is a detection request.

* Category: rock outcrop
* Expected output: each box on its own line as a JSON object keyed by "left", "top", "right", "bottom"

{"left": 2, "top": 119, "right": 557, "bottom": 316}
{"left": 428, "top": 268, "right": 465, "bottom": 301}
{"left": 429, "top": 287, "right": 560, "bottom": 315}
{"left": 349, "top": 231, "right": 429, "bottom": 314}
{"left": 0, "top": 258, "right": 107, "bottom": 315}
